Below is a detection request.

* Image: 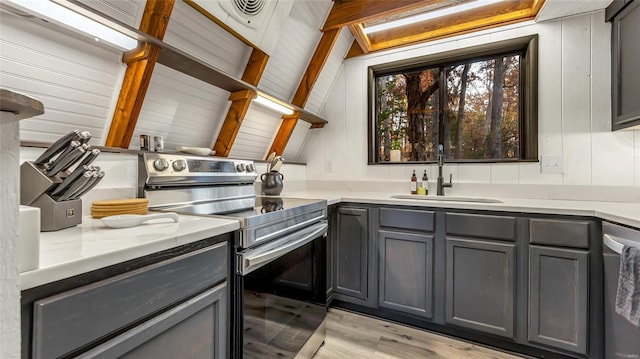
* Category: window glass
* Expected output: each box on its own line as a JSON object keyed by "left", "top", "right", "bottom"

{"left": 369, "top": 36, "right": 536, "bottom": 164}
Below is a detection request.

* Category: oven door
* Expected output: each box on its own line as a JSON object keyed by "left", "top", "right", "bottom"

{"left": 237, "top": 221, "right": 327, "bottom": 359}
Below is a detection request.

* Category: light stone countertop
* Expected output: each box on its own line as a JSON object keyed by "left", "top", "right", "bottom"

{"left": 283, "top": 190, "right": 640, "bottom": 228}
{"left": 20, "top": 192, "right": 639, "bottom": 291}
{"left": 20, "top": 214, "right": 239, "bottom": 290}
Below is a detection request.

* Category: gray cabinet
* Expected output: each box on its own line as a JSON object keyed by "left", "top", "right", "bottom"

{"left": 77, "top": 282, "right": 227, "bottom": 359}
{"left": 31, "top": 242, "right": 228, "bottom": 359}
{"left": 608, "top": 0, "right": 640, "bottom": 130}
{"left": 326, "top": 205, "right": 336, "bottom": 301}
{"left": 445, "top": 237, "right": 516, "bottom": 338}
{"left": 528, "top": 245, "right": 588, "bottom": 355}
{"left": 378, "top": 230, "right": 434, "bottom": 318}
{"left": 334, "top": 206, "right": 376, "bottom": 307}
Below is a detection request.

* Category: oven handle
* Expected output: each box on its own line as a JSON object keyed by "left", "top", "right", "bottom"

{"left": 241, "top": 222, "right": 328, "bottom": 275}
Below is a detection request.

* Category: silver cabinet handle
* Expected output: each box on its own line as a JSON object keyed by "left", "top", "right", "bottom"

{"left": 604, "top": 233, "right": 640, "bottom": 254}
{"left": 242, "top": 222, "right": 327, "bottom": 275}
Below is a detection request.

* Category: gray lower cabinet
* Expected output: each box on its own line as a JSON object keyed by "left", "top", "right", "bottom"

{"left": 378, "top": 230, "right": 434, "bottom": 318}
{"left": 77, "top": 282, "right": 227, "bottom": 359}
{"left": 334, "top": 206, "right": 376, "bottom": 307}
{"left": 31, "top": 242, "right": 228, "bottom": 359}
{"left": 528, "top": 245, "right": 588, "bottom": 355}
{"left": 326, "top": 205, "right": 336, "bottom": 301}
{"left": 445, "top": 237, "right": 516, "bottom": 338}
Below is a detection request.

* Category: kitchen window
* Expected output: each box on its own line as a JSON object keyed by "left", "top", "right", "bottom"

{"left": 368, "top": 35, "right": 538, "bottom": 163}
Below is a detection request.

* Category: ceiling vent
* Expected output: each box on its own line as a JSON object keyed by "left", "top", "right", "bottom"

{"left": 220, "top": 0, "right": 268, "bottom": 29}
{"left": 190, "top": 0, "right": 293, "bottom": 55}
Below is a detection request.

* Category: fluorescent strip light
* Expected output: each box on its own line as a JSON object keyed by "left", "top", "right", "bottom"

{"left": 363, "top": 0, "right": 504, "bottom": 34}
{"left": 254, "top": 95, "right": 294, "bottom": 115}
{"left": 6, "top": 0, "right": 138, "bottom": 50}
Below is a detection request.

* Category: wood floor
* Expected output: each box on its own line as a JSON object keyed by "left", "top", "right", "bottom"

{"left": 313, "top": 309, "right": 526, "bottom": 359}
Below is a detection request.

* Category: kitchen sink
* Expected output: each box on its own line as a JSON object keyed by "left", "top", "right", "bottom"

{"left": 390, "top": 194, "right": 503, "bottom": 203}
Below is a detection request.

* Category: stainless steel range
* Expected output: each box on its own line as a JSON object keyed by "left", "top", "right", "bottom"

{"left": 138, "top": 152, "right": 328, "bottom": 359}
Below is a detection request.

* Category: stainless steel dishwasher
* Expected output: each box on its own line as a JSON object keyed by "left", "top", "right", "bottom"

{"left": 603, "top": 222, "right": 640, "bottom": 359}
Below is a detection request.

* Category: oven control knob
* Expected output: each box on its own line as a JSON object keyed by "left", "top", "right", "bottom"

{"left": 153, "top": 158, "right": 169, "bottom": 171}
{"left": 172, "top": 159, "right": 187, "bottom": 172}
{"left": 246, "top": 164, "right": 255, "bottom": 172}
{"left": 236, "top": 163, "right": 245, "bottom": 172}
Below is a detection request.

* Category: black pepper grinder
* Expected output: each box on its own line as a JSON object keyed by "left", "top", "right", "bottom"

{"left": 410, "top": 170, "right": 417, "bottom": 194}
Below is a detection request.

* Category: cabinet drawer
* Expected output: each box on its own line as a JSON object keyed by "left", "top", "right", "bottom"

{"left": 33, "top": 242, "right": 227, "bottom": 359}
{"left": 446, "top": 213, "right": 516, "bottom": 241}
{"left": 529, "top": 218, "right": 589, "bottom": 248}
{"left": 380, "top": 207, "right": 435, "bottom": 232}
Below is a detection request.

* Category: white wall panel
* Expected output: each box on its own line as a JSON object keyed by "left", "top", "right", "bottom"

{"left": 260, "top": 16, "right": 321, "bottom": 101}
{"left": 305, "top": 27, "right": 353, "bottom": 114}
{"left": 163, "top": 0, "right": 252, "bottom": 79}
{"left": 0, "top": 13, "right": 125, "bottom": 144}
{"left": 228, "top": 103, "right": 282, "bottom": 160}
{"left": 307, "top": 11, "right": 640, "bottom": 189}
{"left": 282, "top": 121, "right": 311, "bottom": 162}
{"left": 290, "top": 0, "right": 332, "bottom": 32}
{"left": 133, "top": 64, "right": 230, "bottom": 150}
{"left": 561, "top": 15, "right": 591, "bottom": 185}
{"left": 77, "top": 0, "right": 143, "bottom": 27}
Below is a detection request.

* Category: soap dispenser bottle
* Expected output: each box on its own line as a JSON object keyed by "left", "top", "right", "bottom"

{"left": 410, "top": 170, "right": 417, "bottom": 194}
{"left": 422, "top": 170, "right": 429, "bottom": 195}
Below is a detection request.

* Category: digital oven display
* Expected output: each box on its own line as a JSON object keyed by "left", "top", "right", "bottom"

{"left": 187, "top": 160, "right": 236, "bottom": 173}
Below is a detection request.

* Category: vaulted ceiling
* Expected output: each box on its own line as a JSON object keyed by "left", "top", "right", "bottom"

{"left": 324, "top": 0, "right": 545, "bottom": 56}
{"left": 5, "top": 0, "right": 605, "bottom": 162}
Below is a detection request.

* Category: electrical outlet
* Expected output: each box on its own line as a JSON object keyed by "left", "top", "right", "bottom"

{"left": 540, "top": 155, "right": 564, "bottom": 174}
{"left": 325, "top": 161, "right": 333, "bottom": 172}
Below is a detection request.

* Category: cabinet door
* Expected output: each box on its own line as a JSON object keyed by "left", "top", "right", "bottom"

{"left": 529, "top": 246, "right": 588, "bottom": 355}
{"left": 78, "top": 282, "right": 227, "bottom": 359}
{"left": 445, "top": 238, "right": 516, "bottom": 338}
{"left": 334, "top": 207, "right": 371, "bottom": 305}
{"left": 612, "top": 0, "right": 640, "bottom": 130}
{"left": 379, "top": 230, "right": 434, "bottom": 318}
{"left": 326, "top": 206, "right": 336, "bottom": 301}
{"left": 32, "top": 243, "right": 227, "bottom": 359}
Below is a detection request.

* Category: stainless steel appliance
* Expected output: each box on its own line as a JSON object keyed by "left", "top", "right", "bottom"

{"left": 139, "top": 152, "right": 328, "bottom": 359}
{"left": 603, "top": 222, "right": 640, "bottom": 359}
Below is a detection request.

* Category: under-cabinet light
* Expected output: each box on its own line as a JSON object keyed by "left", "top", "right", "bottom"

{"left": 5, "top": 0, "right": 138, "bottom": 50}
{"left": 254, "top": 95, "right": 295, "bottom": 115}
{"left": 363, "top": 0, "right": 504, "bottom": 34}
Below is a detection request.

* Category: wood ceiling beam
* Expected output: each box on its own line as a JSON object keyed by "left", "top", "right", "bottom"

{"left": 348, "top": 23, "right": 371, "bottom": 53}
{"left": 213, "top": 89, "right": 258, "bottom": 157}
{"left": 322, "top": 0, "right": 444, "bottom": 30}
{"left": 105, "top": 0, "right": 174, "bottom": 148}
{"left": 266, "top": 112, "right": 301, "bottom": 158}
{"left": 367, "top": 1, "right": 533, "bottom": 51}
{"left": 213, "top": 49, "right": 269, "bottom": 157}
{"left": 292, "top": 28, "right": 341, "bottom": 108}
{"left": 267, "top": 28, "right": 341, "bottom": 158}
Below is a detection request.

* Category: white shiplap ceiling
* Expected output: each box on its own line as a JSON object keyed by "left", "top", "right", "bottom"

{"left": 4, "top": 0, "right": 351, "bottom": 162}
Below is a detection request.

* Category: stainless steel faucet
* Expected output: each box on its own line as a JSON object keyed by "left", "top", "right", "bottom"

{"left": 437, "top": 144, "right": 452, "bottom": 196}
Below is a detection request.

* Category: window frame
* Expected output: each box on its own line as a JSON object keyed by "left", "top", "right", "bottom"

{"left": 367, "top": 35, "right": 538, "bottom": 164}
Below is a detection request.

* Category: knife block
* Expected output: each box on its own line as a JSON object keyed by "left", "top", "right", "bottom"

{"left": 20, "top": 161, "right": 82, "bottom": 231}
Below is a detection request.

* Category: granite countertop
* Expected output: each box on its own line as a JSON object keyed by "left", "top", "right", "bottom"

{"left": 20, "top": 214, "right": 239, "bottom": 290}
{"left": 284, "top": 190, "right": 640, "bottom": 228}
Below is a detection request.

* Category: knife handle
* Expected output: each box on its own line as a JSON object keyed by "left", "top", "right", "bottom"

{"left": 33, "top": 130, "right": 80, "bottom": 165}
{"left": 44, "top": 140, "right": 81, "bottom": 171}
{"left": 57, "top": 171, "right": 93, "bottom": 201}
{"left": 49, "top": 165, "right": 91, "bottom": 196}
{"left": 79, "top": 131, "right": 92, "bottom": 145}
{"left": 47, "top": 147, "right": 86, "bottom": 177}
{"left": 76, "top": 148, "right": 100, "bottom": 168}
{"left": 72, "top": 171, "right": 105, "bottom": 199}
